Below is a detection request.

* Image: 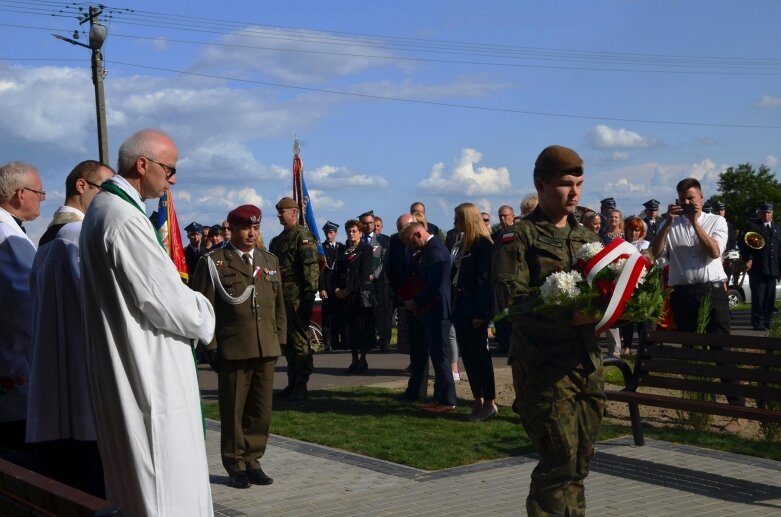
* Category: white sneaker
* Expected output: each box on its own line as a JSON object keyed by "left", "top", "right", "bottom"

{"left": 452, "top": 371, "right": 460, "bottom": 381}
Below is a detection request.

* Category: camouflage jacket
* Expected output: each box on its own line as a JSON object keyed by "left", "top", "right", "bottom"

{"left": 492, "top": 207, "right": 601, "bottom": 368}
{"left": 268, "top": 224, "right": 319, "bottom": 302}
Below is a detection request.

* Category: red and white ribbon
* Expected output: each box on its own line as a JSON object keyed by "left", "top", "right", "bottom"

{"left": 582, "top": 238, "right": 651, "bottom": 335}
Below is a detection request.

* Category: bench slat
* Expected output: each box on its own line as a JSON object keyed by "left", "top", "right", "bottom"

{"left": 637, "top": 359, "right": 781, "bottom": 384}
{"left": 635, "top": 374, "right": 781, "bottom": 402}
{"left": 648, "top": 330, "right": 781, "bottom": 351}
{"left": 606, "top": 390, "right": 781, "bottom": 422}
{"left": 641, "top": 345, "right": 781, "bottom": 368}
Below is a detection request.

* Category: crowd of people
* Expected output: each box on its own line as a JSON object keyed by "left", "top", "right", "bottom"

{"left": 1, "top": 132, "right": 778, "bottom": 516}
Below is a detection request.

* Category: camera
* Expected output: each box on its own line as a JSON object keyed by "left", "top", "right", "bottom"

{"left": 682, "top": 204, "right": 696, "bottom": 215}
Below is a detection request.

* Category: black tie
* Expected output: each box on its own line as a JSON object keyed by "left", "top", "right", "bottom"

{"left": 243, "top": 253, "right": 252, "bottom": 268}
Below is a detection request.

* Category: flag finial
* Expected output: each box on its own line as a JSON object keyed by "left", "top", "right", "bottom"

{"left": 293, "top": 136, "right": 301, "bottom": 156}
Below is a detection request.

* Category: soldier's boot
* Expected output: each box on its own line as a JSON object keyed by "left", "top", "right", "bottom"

{"left": 275, "top": 369, "right": 295, "bottom": 399}
{"left": 289, "top": 374, "right": 309, "bottom": 401}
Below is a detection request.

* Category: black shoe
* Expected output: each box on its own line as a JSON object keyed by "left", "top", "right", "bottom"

{"left": 229, "top": 471, "right": 251, "bottom": 489}
{"left": 754, "top": 325, "right": 768, "bottom": 331}
{"left": 247, "top": 468, "right": 273, "bottom": 486}
{"left": 344, "top": 361, "right": 359, "bottom": 375}
{"left": 355, "top": 359, "right": 368, "bottom": 374}
{"left": 289, "top": 383, "right": 308, "bottom": 401}
{"left": 275, "top": 386, "right": 293, "bottom": 398}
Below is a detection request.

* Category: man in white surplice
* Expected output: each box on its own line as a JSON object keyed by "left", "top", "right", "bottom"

{"left": 80, "top": 130, "right": 216, "bottom": 516}
{"left": 27, "top": 160, "right": 114, "bottom": 498}
{"left": 0, "top": 161, "right": 44, "bottom": 452}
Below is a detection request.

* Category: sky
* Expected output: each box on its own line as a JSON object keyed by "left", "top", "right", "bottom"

{"left": 2, "top": 0, "right": 781, "bottom": 243}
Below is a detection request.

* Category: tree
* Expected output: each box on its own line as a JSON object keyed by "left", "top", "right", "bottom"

{"left": 706, "top": 163, "right": 781, "bottom": 230}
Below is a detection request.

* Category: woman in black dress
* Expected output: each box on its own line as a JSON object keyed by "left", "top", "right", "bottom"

{"left": 451, "top": 202, "right": 497, "bottom": 421}
{"left": 334, "top": 219, "right": 376, "bottom": 373}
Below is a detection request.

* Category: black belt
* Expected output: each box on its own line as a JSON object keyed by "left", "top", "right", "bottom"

{"left": 673, "top": 282, "right": 725, "bottom": 290}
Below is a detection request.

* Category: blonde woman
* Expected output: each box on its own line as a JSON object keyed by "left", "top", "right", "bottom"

{"left": 451, "top": 203, "right": 497, "bottom": 421}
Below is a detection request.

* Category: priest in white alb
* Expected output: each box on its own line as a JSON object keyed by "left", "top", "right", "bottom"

{"left": 27, "top": 160, "right": 114, "bottom": 497}
{"left": 80, "top": 130, "right": 216, "bottom": 516}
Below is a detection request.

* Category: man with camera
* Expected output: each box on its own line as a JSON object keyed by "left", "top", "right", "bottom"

{"left": 651, "top": 178, "right": 745, "bottom": 431}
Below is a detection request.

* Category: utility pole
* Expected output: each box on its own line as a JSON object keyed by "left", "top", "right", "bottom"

{"left": 52, "top": 5, "right": 109, "bottom": 165}
{"left": 88, "top": 6, "right": 109, "bottom": 165}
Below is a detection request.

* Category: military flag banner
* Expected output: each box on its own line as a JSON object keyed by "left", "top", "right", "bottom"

{"left": 292, "top": 137, "right": 325, "bottom": 259}
{"left": 155, "top": 188, "right": 189, "bottom": 283}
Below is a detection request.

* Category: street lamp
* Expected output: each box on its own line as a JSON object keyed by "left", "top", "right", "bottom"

{"left": 52, "top": 6, "right": 109, "bottom": 165}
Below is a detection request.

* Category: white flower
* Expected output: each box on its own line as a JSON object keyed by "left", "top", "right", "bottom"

{"left": 576, "top": 242, "right": 604, "bottom": 262}
{"left": 608, "top": 258, "right": 627, "bottom": 275}
{"left": 540, "top": 270, "right": 583, "bottom": 304}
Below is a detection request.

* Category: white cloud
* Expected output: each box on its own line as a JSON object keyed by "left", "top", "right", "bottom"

{"left": 152, "top": 38, "right": 169, "bottom": 51}
{"left": 419, "top": 148, "right": 510, "bottom": 195}
{"left": 193, "top": 26, "right": 398, "bottom": 84}
{"left": 611, "top": 151, "right": 630, "bottom": 161}
{"left": 755, "top": 95, "right": 781, "bottom": 109}
{"left": 307, "top": 165, "right": 388, "bottom": 189}
{"left": 350, "top": 76, "right": 507, "bottom": 100}
{"left": 586, "top": 124, "right": 656, "bottom": 149}
{"left": 307, "top": 189, "right": 345, "bottom": 210}
{"left": 766, "top": 155, "right": 779, "bottom": 168}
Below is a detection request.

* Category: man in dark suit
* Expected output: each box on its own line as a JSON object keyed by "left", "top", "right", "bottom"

{"left": 360, "top": 210, "right": 393, "bottom": 352}
{"left": 318, "top": 221, "right": 346, "bottom": 350}
{"left": 184, "top": 221, "right": 204, "bottom": 282}
{"left": 402, "top": 221, "right": 456, "bottom": 412}
{"left": 191, "top": 205, "right": 286, "bottom": 489}
{"left": 388, "top": 214, "right": 415, "bottom": 359}
{"left": 410, "top": 201, "right": 442, "bottom": 239}
{"left": 642, "top": 199, "right": 661, "bottom": 242}
{"left": 739, "top": 201, "right": 781, "bottom": 331}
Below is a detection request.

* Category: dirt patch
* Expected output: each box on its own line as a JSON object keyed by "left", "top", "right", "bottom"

{"left": 371, "top": 364, "right": 765, "bottom": 439}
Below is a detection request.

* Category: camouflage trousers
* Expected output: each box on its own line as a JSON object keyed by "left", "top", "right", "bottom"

{"left": 284, "top": 300, "right": 314, "bottom": 385}
{"left": 511, "top": 352, "right": 605, "bottom": 517}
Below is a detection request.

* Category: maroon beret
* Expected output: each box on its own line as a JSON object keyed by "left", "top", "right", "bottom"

{"left": 227, "top": 205, "right": 261, "bottom": 225}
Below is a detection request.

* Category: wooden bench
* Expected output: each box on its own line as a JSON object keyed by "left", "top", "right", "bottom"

{"left": 0, "top": 456, "right": 120, "bottom": 516}
{"left": 604, "top": 330, "right": 781, "bottom": 446}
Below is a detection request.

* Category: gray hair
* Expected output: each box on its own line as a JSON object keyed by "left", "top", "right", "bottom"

{"left": 117, "top": 129, "right": 173, "bottom": 176}
{"left": 0, "top": 161, "right": 37, "bottom": 201}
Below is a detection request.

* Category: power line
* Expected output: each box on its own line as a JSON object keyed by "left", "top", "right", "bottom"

{"left": 107, "top": 60, "right": 781, "bottom": 130}
{"left": 4, "top": 22, "right": 781, "bottom": 77}
{"left": 3, "top": 1, "right": 781, "bottom": 72}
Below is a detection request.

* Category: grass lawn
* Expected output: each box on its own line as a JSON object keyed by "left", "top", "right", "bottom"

{"left": 203, "top": 385, "right": 781, "bottom": 470}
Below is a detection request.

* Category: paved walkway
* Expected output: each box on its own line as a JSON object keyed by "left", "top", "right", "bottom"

{"left": 203, "top": 310, "right": 781, "bottom": 516}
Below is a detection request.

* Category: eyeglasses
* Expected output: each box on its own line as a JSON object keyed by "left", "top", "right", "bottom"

{"left": 85, "top": 180, "right": 103, "bottom": 190}
{"left": 222, "top": 226, "right": 230, "bottom": 230}
{"left": 143, "top": 156, "right": 177, "bottom": 179}
{"left": 482, "top": 218, "right": 490, "bottom": 223}
{"left": 19, "top": 187, "right": 46, "bottom": 200}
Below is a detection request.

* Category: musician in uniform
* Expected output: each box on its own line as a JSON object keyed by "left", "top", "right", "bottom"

{"left": 642, "top": 199, "right": 661, "bottom": 242}
{"left": 184, "top": 221, "right": 204, "bottom": 281}
{"left": 739, "top": 201, "right": 781, "bottom": 331}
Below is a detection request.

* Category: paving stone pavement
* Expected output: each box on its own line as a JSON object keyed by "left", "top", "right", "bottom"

{"left": 205, "top": 419, "right": 781, "bottom": 516}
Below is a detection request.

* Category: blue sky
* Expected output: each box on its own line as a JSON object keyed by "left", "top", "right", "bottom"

{"left": 2, "top": 0, "right": 781, "bottom": 242}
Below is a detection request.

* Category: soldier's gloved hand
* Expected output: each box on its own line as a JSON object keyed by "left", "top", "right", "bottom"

{"left": 298, "top": 299, "right": 315, "bottom": 324}
{"left": 206, "top": 349, "right": 221, "bottom": 373}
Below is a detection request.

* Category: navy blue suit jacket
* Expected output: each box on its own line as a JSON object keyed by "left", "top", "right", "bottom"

{"left": 413, "top": 236, "right": 452, "bottom": 321}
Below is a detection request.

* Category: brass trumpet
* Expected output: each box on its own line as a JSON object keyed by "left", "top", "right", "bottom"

{"left": 744, "top": 231, "right": 765, "bottom": 250}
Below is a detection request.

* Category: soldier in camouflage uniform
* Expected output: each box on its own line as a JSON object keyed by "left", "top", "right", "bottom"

{"left": 269, "top": 197, "right": 319, "bottom": 401}
{"left": 492, "top": 145, "right": 605, "bottom": 517}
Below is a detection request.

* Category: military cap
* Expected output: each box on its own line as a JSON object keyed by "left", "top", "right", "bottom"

{"left": 358, "top": 210, "right": 374, "bottom": 219}
{"left": 209, "top": 224, "right": 222, "bottom": 234}
{"left": 702, "top": 205, "right": 712, "bottom": 213}
{"left": 712, "top": 202, "right": 725, "bottom": 210}
{"left": 227, "top": 204, "right": 261, "bottom": 225}
{"left": 184, "top": 221, "right": 203, "bottom": 233}
{"left": 600, "top": 197, "right": 617, "bottom": 209}
{"left": 322, "top": 220, "right": 339, "bottom": 232}
{"left": 275, "top": 197, "right": 297, "bottom": 210}
{"left": 534, "top": 145, "right": 583, "bottom": 174}
{"left": 643, "top": 199, "right": 660, "bottom": 210}
{"left": 759, "top": 201, "right": 774, "bottom": 212}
